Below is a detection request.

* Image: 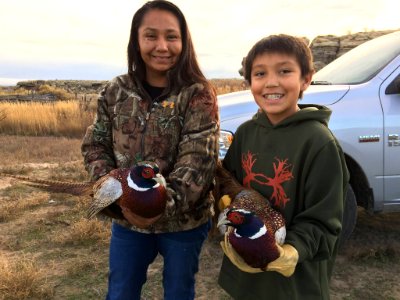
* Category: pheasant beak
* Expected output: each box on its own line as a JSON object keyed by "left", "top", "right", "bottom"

{"left": 154, "top": 173, "right": 167, "bottom": 187}
{"left": 217, "top": 212, "right": 230, "bottom": 228}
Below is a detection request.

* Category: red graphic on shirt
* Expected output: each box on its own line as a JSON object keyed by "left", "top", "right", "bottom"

{"left": 241, "top": 151, "right": 294, "bottom": 207}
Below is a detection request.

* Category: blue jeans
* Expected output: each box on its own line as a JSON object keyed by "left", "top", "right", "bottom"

{"left": 106, "top": 221, "right": 210, "bottom": 300}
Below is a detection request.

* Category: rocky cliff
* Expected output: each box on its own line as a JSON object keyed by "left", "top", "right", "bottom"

{"left": 16, "top": 80, "right": 105, "bottom": 95}
{"left": 310, "top": 29, "right": 397, "bottom": 71}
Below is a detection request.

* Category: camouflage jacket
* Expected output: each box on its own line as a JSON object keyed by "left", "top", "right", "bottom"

{"left": 81, "top": 74, "right": 219, "bottom": 233}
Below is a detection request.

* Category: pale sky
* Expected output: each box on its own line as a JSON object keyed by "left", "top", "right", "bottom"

{"left": 0, "top": 0, "right": 399, "bottom": 85}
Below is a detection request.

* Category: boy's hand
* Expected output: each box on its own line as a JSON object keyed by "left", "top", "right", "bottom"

{"left": 220, "top": 228, "right": 263, "bottom": 273}
{"left": 266, "top": 244, "right": 299, "bottom": 277}
{"left": 221, "top": 227, "right": 299, "bottom": 277}
{"left": 218, "top": 194, "right": 232, "bottom": 211}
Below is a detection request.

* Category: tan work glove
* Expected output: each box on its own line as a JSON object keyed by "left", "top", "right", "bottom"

{"left": 220, "top": 227, "right": 264, "bottom": 273}
{"left": 266, "top": 243, "right": 299, "bottom": 277}
{"left": 218, "top": 194, "right": 232, "bottom": 211}
{"left": 220, "top": 228, "right": 299, "bottom": 277}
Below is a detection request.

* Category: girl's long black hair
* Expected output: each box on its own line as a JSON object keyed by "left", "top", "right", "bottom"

{"left": 127, "top": 0, "right": 211, "bottom": 93}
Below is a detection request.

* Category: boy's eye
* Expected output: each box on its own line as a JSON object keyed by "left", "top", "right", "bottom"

{"left": 280, "top": 69, "right": 292, "bottom": 74}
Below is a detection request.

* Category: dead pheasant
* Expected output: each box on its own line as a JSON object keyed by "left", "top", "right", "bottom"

{"left": 1, "top": 161, "right": 167, "bottom": 220}
{"left": 215, "top": 162, "right": 286, "bottom": 268}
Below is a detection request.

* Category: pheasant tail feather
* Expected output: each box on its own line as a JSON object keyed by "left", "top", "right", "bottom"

{"left": 0, "top": 173, "right": 93, "bottom": 196}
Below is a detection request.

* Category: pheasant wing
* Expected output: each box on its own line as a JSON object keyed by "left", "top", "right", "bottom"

{"left": 87, "top": 175, "right": 123, "bottom": 219}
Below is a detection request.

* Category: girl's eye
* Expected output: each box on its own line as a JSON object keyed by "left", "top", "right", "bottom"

{"left": 167, "top": 33, "right": 181, "bottom": 42}
{"left": 253, "top": 71, "right": 265, "bottom": 77}
{"left": 167, "top": 35, "right": 178, "bottom": 41}
{"left": 145, "top": 34, "right": 156, "bottom": 40}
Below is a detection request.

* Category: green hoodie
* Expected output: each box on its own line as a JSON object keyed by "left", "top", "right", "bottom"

{"left": 218, "top": 104, "right": 349, "bottom": 300}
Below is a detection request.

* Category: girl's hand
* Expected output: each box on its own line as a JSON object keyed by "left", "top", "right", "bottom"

{"left": 120, "top": 206, "right": 162, "bottom": 229}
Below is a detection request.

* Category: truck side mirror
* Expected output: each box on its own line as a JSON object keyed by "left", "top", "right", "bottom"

{"left": 385, "top": 75, "right": 400, "bottom": 95}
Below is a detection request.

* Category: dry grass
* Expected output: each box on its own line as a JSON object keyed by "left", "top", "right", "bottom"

{"left": 0, "top": 256, "right": 54, "bottom": 300}
{"left": 0, "top": 135, "right": 84, "bottom": 168}
{"left": 51, "top": 218, "right": 110, "bottom": 246}
{"left": 0, "top": 191, "right": 49, "bottom": 222}
{"left": 0, "top": 101, "right": 94, "bottom": 137}
{"left": 0, "top": 108, "right": 6, "bottom": 121}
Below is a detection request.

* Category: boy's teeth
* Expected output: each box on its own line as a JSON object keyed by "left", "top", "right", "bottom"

{"left": 265, "top": 94, "right": 282, "bottom": 100}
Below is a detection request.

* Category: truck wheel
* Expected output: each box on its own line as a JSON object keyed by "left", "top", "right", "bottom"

{"left": 338, "top": 185, "right": 357, "bottom": 247}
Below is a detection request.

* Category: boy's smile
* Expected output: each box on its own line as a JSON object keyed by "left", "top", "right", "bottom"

{"left": 250, "top": 52, "right": 312, "bottom": 125}
{"left": 264, "top": 94, "right": 283, "bottom": 100}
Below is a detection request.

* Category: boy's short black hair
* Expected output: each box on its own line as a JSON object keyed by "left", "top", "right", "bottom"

{"left": 244, "top": 34, "right": 314, "bottom": 85}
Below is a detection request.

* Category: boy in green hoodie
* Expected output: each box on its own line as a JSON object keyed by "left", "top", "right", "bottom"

{"left": 218, "top": 34, "right": 349, "bottom": 299}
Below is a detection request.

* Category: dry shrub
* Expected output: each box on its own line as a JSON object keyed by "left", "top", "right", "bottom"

{"left": 0, "top": 84, "right": 73, "bottom": 99}
{"left": 0, "top": 101, "right": 94, "bottom": 137}
{"left": 0, "top": 256, "right": 54, "bottom": 300}
{"left": 52, "top": 218, "right": 110, "bottom": 245}
{"left": 0, "top": 87, "right": 29, "bottom": 96}
{"left": 36, "top": 84, "right": 73, "bottom": 100}
{"left": 209, "top": 78, "right": 248, "bottom": 95}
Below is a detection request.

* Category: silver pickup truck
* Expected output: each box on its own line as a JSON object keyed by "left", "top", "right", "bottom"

{"left": 218, "top": 31, "right": 400, "bottom": 242}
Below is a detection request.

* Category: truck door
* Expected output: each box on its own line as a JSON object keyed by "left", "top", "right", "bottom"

{"left": 380, "top": 65, "right": 400, "bottom": 208}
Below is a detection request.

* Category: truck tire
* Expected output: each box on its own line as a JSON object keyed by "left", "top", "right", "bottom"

{"left": 338, "top": 185, "right": 357, "bottom": 247}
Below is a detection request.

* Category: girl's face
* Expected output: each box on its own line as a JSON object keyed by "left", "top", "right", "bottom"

{"left": 138, "top": 9, "right": 182, "bottom": 86}
{"left": 250, "top": 52, "right": 312, "bottom": 125}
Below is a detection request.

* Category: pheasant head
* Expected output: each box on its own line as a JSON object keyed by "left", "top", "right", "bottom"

{"left": 127, "top": 161, "right": 166, "bottom": 191}
{"left": 218, "top": 208, "right": 265, "bottom": 238}
{"left": 217, "top": 207, "right": 280, "bottom": 269}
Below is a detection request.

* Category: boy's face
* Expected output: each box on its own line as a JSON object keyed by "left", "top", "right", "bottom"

{"left": 250, "top": 52, "right": 312, "bottom": 125}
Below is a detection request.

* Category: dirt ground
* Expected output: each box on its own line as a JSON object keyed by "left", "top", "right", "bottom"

{"left": 0, "top": 136, "right": 399, "bottom": 299}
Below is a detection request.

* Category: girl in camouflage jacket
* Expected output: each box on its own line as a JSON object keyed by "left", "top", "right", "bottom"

{"left": 81, "top": 1, "right": 219, "bottom": 299}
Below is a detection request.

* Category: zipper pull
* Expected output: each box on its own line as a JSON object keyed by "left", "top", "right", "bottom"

{"left": 146, "top": 112, "right": 150, "bottom": 120}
